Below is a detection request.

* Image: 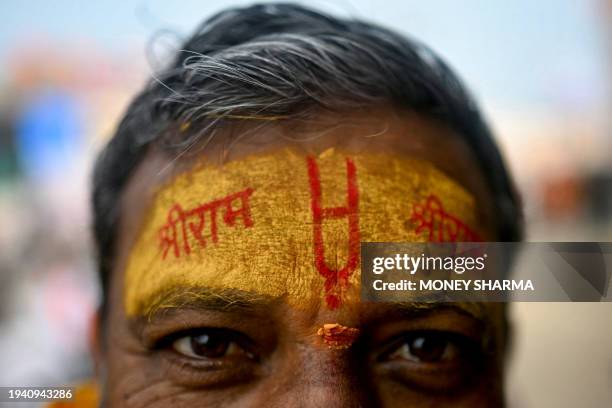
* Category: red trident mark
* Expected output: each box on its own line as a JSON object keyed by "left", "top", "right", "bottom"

{"left": 307, "top": 157, "right": 360, "bottom": 309}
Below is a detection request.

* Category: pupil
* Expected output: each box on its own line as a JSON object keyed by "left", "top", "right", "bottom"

{"left": 190, "top": 333, "right": 230, "bottom": 358}
{"left": 410, "top": 335, "right": 446, "bottom": 362}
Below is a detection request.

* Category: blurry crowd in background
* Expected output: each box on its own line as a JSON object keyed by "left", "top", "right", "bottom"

{"left": 0, "top": 1, "right": 611, "bottom": 406}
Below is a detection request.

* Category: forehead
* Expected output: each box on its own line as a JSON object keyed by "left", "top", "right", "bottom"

{"left": 123, "top": 110, "right": 493, "bottom": 219}
{"left": 112, "top": 110, "right": 496, "bottom": 316}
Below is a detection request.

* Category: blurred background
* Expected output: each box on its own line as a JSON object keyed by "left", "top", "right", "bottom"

{"left": 0, "top": 1, "right": 610, "bottom": 406}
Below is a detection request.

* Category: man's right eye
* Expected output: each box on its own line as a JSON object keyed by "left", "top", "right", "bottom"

{"left": 171, "top": 329, "right": 255, "bottom": 361}
{"left": 173, "top": 330, "right": 253, "bottom": 360}
{"left": 152, "top": 328, "right": 260, "bottom": 388}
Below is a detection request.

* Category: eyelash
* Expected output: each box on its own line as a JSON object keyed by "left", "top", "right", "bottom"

{"left": 158, "top": 326, "right": 249, "bottom": 344}
{"left": 378, "top": 330, "right": 482, "bottom": 363}
{"left": 157, "top": 329, "right": 478, "bottom": 363}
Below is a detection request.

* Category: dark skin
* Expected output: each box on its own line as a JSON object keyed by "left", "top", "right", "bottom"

{"left": 95, "top": 109, "right": 506, "bottom": 407}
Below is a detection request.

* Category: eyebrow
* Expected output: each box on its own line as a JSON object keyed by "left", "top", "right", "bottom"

{"left": 132, "top": 285, "right": 490, "bottom": 324}
{"left": 389, "top": 301, "right": 490, "bottom": 321}
{"left": 132, "top": 286, "right": 281, "bottom": 322}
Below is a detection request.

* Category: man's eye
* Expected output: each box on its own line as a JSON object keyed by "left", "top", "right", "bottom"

{"left": 377, "top": 331, "right": 484, "bottom": 392}
{"left": 387, "top": 332, "right": 458, "bottom": 363}
{"left": 151, "top": 328, "right": 260, "bottom": 387}
{"left": 172, "top": 330, "right": 254, "bottom": 360}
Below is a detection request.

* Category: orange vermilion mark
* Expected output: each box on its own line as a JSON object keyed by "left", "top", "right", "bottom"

{"left": 411, "top": 194, "right": 481, "bottom": 242}
{"left": 307, "top": 157, "right": 360, "bottom": 310}
{"left": 158, "top": 187, "right": 255, "bottom": 259}
{"left": 317, "top": 323, "right": 360, "bottom": 349}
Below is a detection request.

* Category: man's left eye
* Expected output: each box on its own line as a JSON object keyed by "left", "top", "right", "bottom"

{"left": 387, "top": 332, "right": 459, "bottom": 363}
{"left": 375, "top": 330, "right": 484, "bottom": 392}
{"left": 172, "top": 329, "right": 254, "bottom": 360}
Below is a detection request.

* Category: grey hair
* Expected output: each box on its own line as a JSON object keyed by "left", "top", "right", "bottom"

{"left": 93, "top": 3, "right": 523, "bottom": 311}
{"left": 151, "top": 28, "right": 473, "bottom": 149}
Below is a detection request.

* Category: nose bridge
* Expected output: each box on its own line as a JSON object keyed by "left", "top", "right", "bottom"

{"left": 260, "top": 347, "right": 374, "bottom": 408}
{"left": 256, "top": 284, "right": 370, "bottom": 407}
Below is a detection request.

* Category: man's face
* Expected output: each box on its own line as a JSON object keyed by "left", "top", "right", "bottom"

{"left": 100, "top": 110, "right": 505, "bottom": 407}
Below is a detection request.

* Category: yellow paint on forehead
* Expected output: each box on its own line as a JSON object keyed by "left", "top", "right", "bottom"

{"left": 124, "top": 148, "right": 481, "bottom": 316}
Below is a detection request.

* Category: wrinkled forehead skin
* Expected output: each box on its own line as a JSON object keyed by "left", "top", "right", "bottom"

{"left": 124, "top": 147, "right": 485, "bottom": 317}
